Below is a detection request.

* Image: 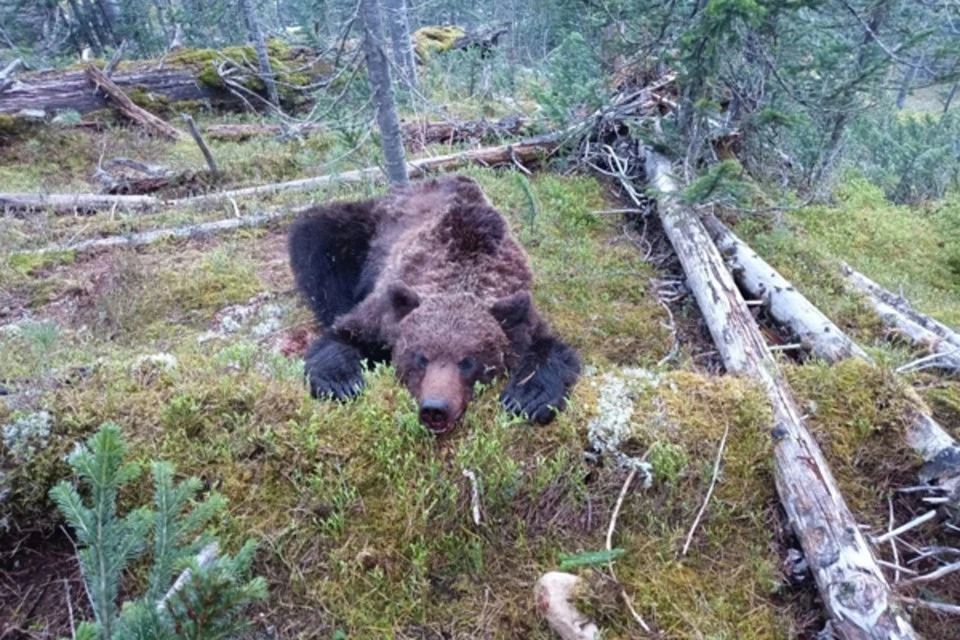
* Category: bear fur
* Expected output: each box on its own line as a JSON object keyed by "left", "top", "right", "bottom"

{"left": 288, "top": 174, "right": 580, "bottom": 434}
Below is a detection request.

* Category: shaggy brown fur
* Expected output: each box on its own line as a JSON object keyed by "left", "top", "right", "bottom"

{"left": 289, "top": 175, "right": 579, "bottom": 434}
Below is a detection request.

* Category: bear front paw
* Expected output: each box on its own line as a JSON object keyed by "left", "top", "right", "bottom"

{"left": 500, "top": 368, "right": 567, "bottom": 425}
{"left": 304, "top": 337, "right": 366, "bottom": 401}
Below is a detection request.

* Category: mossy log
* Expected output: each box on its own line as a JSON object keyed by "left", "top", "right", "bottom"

{"left": 647, "top": 151, "right": 918, "bottom": 640}
{"left": 702, "top": 212, "right": 960, "bottom": 488}
{"left": 0, "top": 44, "right": 326, "bottom": 117}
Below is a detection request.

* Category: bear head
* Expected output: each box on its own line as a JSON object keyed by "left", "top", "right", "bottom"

{"left": 386, "top": 282, "right": 534, "bottom": 434}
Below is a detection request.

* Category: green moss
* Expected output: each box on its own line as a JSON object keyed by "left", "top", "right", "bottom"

{"left": 197, "top": 65, "right": 225, "bottom": 89}
{"left": 6, "top": 250, "right": 76, "bottom": 277}
{"left": 413, "top": 25, "right": 466, "bottom": 63}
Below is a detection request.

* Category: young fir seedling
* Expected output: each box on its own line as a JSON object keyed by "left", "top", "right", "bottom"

{"left": 49, "top": 423, "right": 266, "bottom": 640}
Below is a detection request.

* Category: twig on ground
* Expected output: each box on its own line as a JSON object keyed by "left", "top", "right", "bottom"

{"left": 901, "top": 561, "right": 960, "bottom": 586}
{"left": 463, "top": 468, "right": 482, "bottom": 525}
{"left": 64, "top": 579, "right": 76, "bottom": 640}
{"left": 888, "top": 494, "right": 901, "bottom": 583}
{"left": 872, "top": 509, "right": 938, "bottom": 545}
{"left": 681, "top": 421, "right": 730, "bottom": 556}
{"left": 901, "top": 597, "right": 960, "bottom": 616}
{"left": 605, "top": 465, "right": 652, "bottom": 634}
{"left": 896, "top": 347, "right": 960, "bottom": 374}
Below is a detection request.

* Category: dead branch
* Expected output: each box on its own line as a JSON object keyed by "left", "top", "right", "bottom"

{"left": 1, "top": 192, "right": 160, "bottom": 214}
{"left": 16, "top": 209, "right": 287, "bottom": 257}
{"left": 85, "top": 65, "right": 185, "bottom": 141}
{"left": 156, "top": 542, "right": 218, "bottom": 613}
{"left": 181, "top": 113, "right": 220, "bottom": 176}
{"left": 0, "top": 57, "right": 24, "bottom": 93}
{"left": 534, "top": 572, "right": 600, "bottom": 640}
{"left": 646, "top": 151, "right": 917, "bottom": 639}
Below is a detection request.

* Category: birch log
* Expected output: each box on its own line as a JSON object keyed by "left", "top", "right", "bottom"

{"left": 647, "top": 151, "right": 917, "bottom": 640}
{"left": 701, "top": 212, "right": 960, "bottom": 485}
{"left": 843, "top": 264, "right": 960, "bottom": 367}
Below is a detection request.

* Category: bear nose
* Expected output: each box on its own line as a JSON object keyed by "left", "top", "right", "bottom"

{"left": 419, "top": 398, "right": 452, "bottom": 434}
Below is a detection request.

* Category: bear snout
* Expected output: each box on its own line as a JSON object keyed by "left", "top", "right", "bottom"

{"left": 417, "top": 363, "right": 467, "bottom": 434}
{"left": 419, "top": 398, "right": 454, "bottom": 434}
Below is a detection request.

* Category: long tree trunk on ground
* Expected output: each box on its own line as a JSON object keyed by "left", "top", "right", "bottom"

{"left": 382, "top": 0, "right": 418, "bottom": 89}
{"left": 240, "top": 0, "right": 280, "bottom": 109}
{"left": 647, "top": 152, "right": 917, "bottom": 639}
{"left": 6, "top": 134, "right": 559, "bottom": 218}
{"left": 702, "top": 212, "right": 960, "bottom": 489}
{"left": 359, "top": 0, "right": 409, "bottom": 185}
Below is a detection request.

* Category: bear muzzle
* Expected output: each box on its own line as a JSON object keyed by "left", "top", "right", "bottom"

{"left": 417, "top": 363, "right": 467, "bottom": 435}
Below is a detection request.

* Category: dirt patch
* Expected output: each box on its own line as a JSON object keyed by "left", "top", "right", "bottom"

{"left": 0, "top": 528, "right": 89, "bottom": 639}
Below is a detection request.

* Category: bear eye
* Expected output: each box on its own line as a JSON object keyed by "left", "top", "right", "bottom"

{"left": 414, "top": 351, "right": 429, "bottom": 369}
{"left": 458, "top": 357, "right": 477, "bottom": 375}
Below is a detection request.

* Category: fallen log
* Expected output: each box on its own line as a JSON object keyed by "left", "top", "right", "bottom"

{"left": 85, "top": 65, "right": 185, "bottom": 140}
{"left": 16, "top": 210, "right": 286, "bottom": 256}
{"left": 1, "top": 134, "right": 559, "bottom": 215}
{"left": 0, "top": 46, "right": 326, "bottom": 116}
{"left": 702, "top": 212, "right": 960, "bottom": 488}
{"left": 647, "top": 152, "right": 917, "bottom": 639}
{"left": 175, "top": 133, "right": 559, "bottom": 207}
{"left": 701, "top": 212, "right": 868, "bottom": 362}
{"left": 203, "top": 116, "right": 532, "bottom": 147}
{"left": 1, "top": 192, "right": 161, "bottom": 214}
{"left": 843, "top": 264, "right": 960, "bottom": 353}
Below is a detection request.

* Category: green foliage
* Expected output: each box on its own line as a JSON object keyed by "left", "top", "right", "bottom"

{"left": 680, "top": 160, "right": 755, "bottom": 206}
{"left": 49, "top": 423, "right": 265, "bottom": 640}
{"left": 849, "top": 109, "right": 960, "bottom": 203}
{"left": 535, "top": 32, "right": 609, "bottom": 125}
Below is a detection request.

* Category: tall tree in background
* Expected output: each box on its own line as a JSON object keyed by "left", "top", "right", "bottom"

{"left": 360, "top": 0, "right": 409, "bottom": 185}
{"left": 382, "top": 0, "right": 417, "bottom": 89}
{"left": 240, "top": 0, "right": 280, "bottom": 109}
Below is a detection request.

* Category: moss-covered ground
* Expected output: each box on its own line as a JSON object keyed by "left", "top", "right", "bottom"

{"left": 2, "top": 111, "right": 960, "bottom": 637}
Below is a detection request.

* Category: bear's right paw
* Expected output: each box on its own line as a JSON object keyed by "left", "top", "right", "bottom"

{"left": 304, "top": 338, "right": 366, "bottom": 401}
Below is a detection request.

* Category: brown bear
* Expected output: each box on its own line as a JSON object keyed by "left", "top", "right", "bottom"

{"left": 288, "top": 174, "right": 579, "bottom": 434}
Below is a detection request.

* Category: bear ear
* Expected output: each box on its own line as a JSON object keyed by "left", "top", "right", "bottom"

{"left": 388, "top": 282, "right": 421, "bottom": 320}
{"left": 490, "top": 291, "right": 532, "bottom": 330}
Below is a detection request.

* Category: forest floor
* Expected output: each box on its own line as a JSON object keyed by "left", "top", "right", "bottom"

{"left": 1, "top": 112, "right": 959, "bottom": 639}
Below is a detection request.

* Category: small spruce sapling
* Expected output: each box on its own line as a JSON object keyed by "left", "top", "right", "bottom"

{"left": 49, "top": 423, "right": 266, "bottom": 640}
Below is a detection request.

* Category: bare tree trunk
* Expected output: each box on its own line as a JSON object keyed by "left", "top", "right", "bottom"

{"left": 647, "top": 152, "right": 917, "bottom": 640}
{"left": 359, "top": 0, "right": 409, "bottom": 186}
{"left": 895, "top": 60, "right": 920, "bottom": 110}
{"left": 382, "top": 0, "right": 418, "bottom": 89}
{"left": 66, "top": 0, "right": 103, "bottom": 56}
{"left": 944, "top": 80, "right": 959, "bottom": 115}
{"left": 240, "top": 0, "right": 280, "bottom": 108}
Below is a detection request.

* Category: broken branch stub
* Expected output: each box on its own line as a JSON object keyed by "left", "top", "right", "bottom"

{"left": 534, "top": 572, "right": 600, "bottom": 640}
{"left": 647, "top": 151, "right": 917, "bottom": 640}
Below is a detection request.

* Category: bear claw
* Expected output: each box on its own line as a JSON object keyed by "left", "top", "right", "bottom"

{"left": 304, "top": 336, "right": 366, "bottom": 401}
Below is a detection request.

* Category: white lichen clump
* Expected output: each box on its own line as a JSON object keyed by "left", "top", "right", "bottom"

{"left": 2, "top": 410, "right": 53, "bottom": 458}
{"left": 586, "top": 368, "right": 660, "bottom": 486}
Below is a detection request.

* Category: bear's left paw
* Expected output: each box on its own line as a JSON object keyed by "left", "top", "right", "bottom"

{"left": 500, "top": 370, "right": 566, "bottom": 424}
{"left": 500, "top": 338, "right": 580, "bottom": 425}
